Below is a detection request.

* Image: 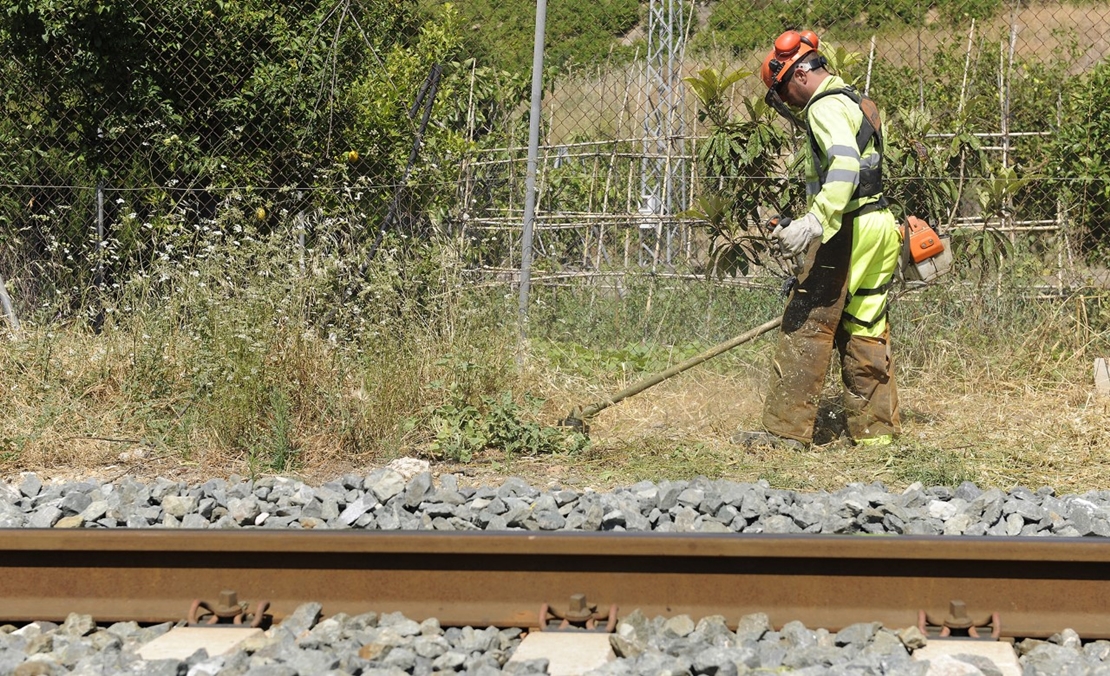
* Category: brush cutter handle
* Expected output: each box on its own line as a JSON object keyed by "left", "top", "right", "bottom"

{"left": 572, "top": 316, "right": 783, "bottom": 422}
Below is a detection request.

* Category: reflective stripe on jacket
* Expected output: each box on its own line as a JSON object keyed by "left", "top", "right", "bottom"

{"left": 802, "top": 75, "right": 885, "bottom": 243}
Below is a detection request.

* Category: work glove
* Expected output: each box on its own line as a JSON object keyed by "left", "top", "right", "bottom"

{"left": 772, "top": 212, "right": 823, "bottom": 257}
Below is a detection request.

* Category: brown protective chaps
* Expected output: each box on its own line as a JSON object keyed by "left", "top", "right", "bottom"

{"left": 761, "top": 224, "right": 900, "bottom": 443}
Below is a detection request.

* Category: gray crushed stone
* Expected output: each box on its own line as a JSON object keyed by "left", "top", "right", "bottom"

{"left": 2, "top": 610, "right": 1109, "bottom": 675}
{"left": 3, "top": 472, "right": 1110, "bottom": 537}
{"left": 5, "top": 473, "right": 1110, "bottom": 673}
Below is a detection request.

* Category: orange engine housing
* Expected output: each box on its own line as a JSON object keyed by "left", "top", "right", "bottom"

{"left": 903, "top": 216, "right": 945, "bottom": 264}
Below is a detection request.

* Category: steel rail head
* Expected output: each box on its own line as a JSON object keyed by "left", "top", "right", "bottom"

{"left": 5, "top": 530, "right": 1110, "bottom": 638}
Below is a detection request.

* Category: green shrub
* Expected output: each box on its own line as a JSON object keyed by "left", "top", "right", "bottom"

{"left": 1054, "top": 60, "right": 1110, "bottom": 254}
{"left": 410, "top": 384, "right": 588, "bottom": 462}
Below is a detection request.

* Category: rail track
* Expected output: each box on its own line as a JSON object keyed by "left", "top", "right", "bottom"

{"left": 3, "top": 530, "right": 1110, "bottom": 638}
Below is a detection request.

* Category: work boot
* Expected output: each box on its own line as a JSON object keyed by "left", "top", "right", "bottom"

{"left": 855, "top": 434, "right": 894, "bottom": 447}
{"left": 731, "top": 430, "right": 807, "bottom": 450}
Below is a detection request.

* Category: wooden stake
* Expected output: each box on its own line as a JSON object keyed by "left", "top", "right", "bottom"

{"left": 0, "top": 271, "right": 21, "bottom": 338}
{"left": 958, "top": 20, "right": 975, "bottom": 117}
{"left": 864, "top": 36, "right": 876, "bottom": 95}
{"left": 1095, "top": 358, "right": 1110, "bottom": 397}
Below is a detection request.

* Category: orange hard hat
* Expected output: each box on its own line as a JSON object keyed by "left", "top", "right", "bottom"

{"left": 761, "top": 30, "right": 821, "bottom": 90}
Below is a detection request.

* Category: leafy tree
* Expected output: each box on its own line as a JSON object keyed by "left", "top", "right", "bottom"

{"left": 1055, "top": 60, "right": 1110, "bottom": 255}
{"left": 0, "top": 0, "right": 536, "bottom": 318}
{"left": 682, "top": 67, "right": 792, "bottom": 276}
{"left": 2, "top": 0, "right": 419, "bottom": 187}
{"left": 0, "top": 0, "right": 424, "bottom": 311}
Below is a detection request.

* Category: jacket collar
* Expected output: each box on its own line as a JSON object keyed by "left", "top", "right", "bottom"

{"left": 804, "top": 74, "right": 847, "bottom": 114}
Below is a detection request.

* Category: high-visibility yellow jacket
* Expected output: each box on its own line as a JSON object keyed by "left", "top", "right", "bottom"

{"left": 802, "top": 75, "right": 885, "bottom": 242}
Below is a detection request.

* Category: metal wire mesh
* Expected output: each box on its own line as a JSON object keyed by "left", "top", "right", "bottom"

{"left": 1, "top": 0, "right": 1107, "bottom": 329}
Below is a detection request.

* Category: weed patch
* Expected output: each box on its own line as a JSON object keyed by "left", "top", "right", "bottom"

{"left": 882, "top": 443, "right": 977, "bottom": 487}
{"left": 409, "top": 388, "right": 589, "bottom": 463}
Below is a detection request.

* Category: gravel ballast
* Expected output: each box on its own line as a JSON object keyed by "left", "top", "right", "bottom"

{"left": 2, "top": 470, "right": 1109, "bottom": 536}
{"left": 5, "top": 469, "right": 1110, "bottom": 674}
{"left": 2, "top": 607, "right": 1109, "bottom": 676}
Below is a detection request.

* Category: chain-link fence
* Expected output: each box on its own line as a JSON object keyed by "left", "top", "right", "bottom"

{"left": 1, "top": 0, "right": 1108, "bottom": 335}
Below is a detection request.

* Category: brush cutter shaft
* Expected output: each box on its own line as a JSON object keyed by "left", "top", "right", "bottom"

{"left": 578, "top": 317, "right": 783, "bottom": 420}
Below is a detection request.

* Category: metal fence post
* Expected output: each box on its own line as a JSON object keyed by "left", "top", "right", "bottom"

{"left": 93, "top": 181, "right": 106, "bottom": 333}
{"left": 0, "top": 271, "right": 20, "bottom": 338}
{"left": 518, "top": 0, "right": 547, "bottom": 338}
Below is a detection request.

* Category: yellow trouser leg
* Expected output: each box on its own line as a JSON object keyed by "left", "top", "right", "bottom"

{"left": 763, "top": 209, "right": 903, "bottom": 444}
{"left": 838, "top": 212, "right": 902, "bottom": 441}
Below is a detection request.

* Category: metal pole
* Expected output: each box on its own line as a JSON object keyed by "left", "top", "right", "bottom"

{"left": 518, "top": 0, "right": 547, "bottom": 334}
{"left": 96, "top": 182, "right": 104, "bottom": 289}
{"left": 93, "top": 181, "right": 105, "bottom": 333}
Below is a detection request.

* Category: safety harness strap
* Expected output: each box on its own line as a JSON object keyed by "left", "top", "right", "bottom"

{"left": 807, "top": 86, "right": 884, "bottom": 201}
{"left": 809, "top": 86, "right": 883, "bottom": 152}
{"left": 843, "top": 197, "right": 888, "bottom": 222}
{"left": 847, "top": 279, "right": 893, "bottom": 301}
{"left": 841, "top": 196, "right": 894, "bottom": 327}
{"left": 843, "top": 299, "right": 889, "bottom": 329}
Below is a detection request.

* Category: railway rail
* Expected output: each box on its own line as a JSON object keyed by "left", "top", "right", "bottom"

{"left": 3, "top": 530, "right": 1109, "bottom": 638}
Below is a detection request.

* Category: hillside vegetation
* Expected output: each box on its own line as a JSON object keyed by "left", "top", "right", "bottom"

{"left": 424, "top": 0, "right": 1085, "bottom": 72}
{"left": 425, "top": 0, "right": 640, "bottom": 74}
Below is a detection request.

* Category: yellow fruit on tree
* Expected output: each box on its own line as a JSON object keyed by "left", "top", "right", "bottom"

{"left": 347, "top": 150, "right": 359, "bottom": 163}
{"left": 255, "top": 207, "right": 266, "bottom": 221}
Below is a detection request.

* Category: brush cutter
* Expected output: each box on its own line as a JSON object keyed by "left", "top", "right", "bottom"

{"left": 559, "top": 316, "right": 782, "bottom": 433}
{"left": 901, "top": 216, "right": 951, "bottom": 283}
{"left": 559, "top": 214, "right": 793, "bottom": 434}
{"left": 559, "top": 213, "right": 949, "bottom": 434}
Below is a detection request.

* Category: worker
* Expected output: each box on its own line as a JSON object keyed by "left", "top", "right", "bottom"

{"left": 733, "top": 30, "right": 902, "bottom": 449}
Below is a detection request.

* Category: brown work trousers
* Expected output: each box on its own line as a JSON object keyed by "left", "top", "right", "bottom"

{"left": 761, "top": 223, "right": 900, "bottom": 444}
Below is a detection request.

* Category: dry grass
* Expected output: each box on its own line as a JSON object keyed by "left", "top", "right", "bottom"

{"left": 521, "top": 356, "right": 1110, "bottom": 495}
{"left": 2, "top": 235, "right": 1108, "bottom": 497}
{"left": 0, "top": 318, "right": 454, "bottom": 487}
{"left": 7, "top": 308, "right": 1107, "bottom": 497}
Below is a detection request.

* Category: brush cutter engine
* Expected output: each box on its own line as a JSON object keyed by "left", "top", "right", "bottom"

{"left": 901, "top": 216, "right": 951, "bottom": 283}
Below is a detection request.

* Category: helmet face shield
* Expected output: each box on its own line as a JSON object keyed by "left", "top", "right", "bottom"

{"left": 764, "top": 86, "right": 804, "bottom": 128}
